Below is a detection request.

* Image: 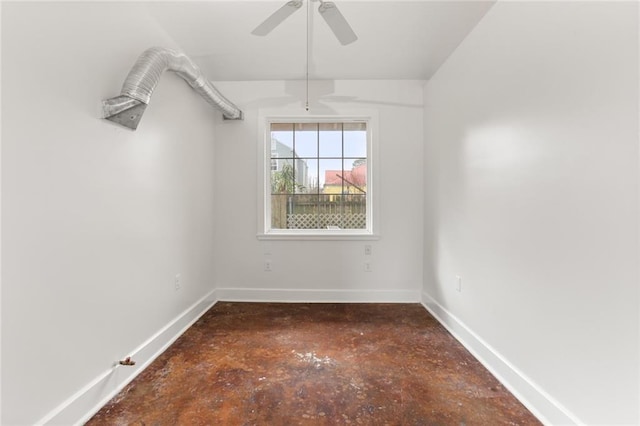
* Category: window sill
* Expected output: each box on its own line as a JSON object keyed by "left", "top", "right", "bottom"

{"left": 257, "top": 232, "right": 380, "bottom": 241}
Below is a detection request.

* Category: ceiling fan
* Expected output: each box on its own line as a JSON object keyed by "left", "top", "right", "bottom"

{"left": 252, "top": 0, "right": 358, "bottom": 46}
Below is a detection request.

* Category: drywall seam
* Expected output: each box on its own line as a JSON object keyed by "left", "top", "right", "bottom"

{"left": 216, "top": 287, "right": 420, "bottom": 303}
{"left": 421, "top": 292, "right": 583, "bottom": 426}
{"left": 37, "top": 290, "right": 218, "bottom": 425}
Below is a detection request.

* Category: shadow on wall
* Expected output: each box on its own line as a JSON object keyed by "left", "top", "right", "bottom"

{"left": 241, "top": 80, "right": 424, "bottom": 112}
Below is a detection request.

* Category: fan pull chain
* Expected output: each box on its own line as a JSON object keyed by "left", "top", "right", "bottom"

{"left": 305, "top": 0, "right": 310, "bottom": 111}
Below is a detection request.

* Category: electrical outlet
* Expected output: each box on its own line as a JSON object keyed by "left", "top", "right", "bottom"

{"left": 364, "top": 261, "right": 372, "bottom": 272}
{"left": 364, "top": 245, "right": 372, "bottom": 256}
{"left": 175, "top": 273, "right": 182, "bottom": 291}
{"left": 456, "top": 275, "right": 462, "bottom": 292}
{"left": 264, "top": 260, "right": 272, "bottom": 272}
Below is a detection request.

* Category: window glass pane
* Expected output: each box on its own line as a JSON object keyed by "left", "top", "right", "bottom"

{"left": 319, "top": 158, "right": 343, "bottom": 194}
{"left": 344, "top": 124, "right": 367, "bottom": 158}
{"left": 271, "top": 158, "right": 295, "bottom": 194}
{"left": 271, "top": 194, "right": 289, "bottom": 229}
{"left": 295, "top": 123, "right": 318, "bottom": 132}
{"left": 294, "top": 123, "right": 318, "bottom": 158}
{"left": 305, "top": 158, "right": 319, "bottom": 194}
{"left": 343, "top": 122, "right": 366, "bottom": 132}
{"left": 288, "top": 194, "right": 319, "bottom": 229}
{"left": 293, "top": 158, "right": 309, "bottom": 194}
{"left": 342, "top": 194, "right": 367, "bottom": 229}
{"left": 319, "top": 123, "right": 342, "bottom": 158}
{"left": 318, "top": 193, "right": 341, "bottom": 215}
{"left": 271, "top": 130, "right": 293, "bottom": 158}
{"left": 344, "top": 158, "right": 367, "bottom": 194}
{"left": 271, "top": 123, "right": 295, "bottom": 132}
{"left": 290, "top": 194, "right": 318, "bottom": 214}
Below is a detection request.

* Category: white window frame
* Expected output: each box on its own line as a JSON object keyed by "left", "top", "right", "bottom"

{"left": 257, "top": 110, "right": 379, "bottom": 240}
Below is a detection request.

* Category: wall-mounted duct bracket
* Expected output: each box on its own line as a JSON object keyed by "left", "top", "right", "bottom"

{"left": 103, "top": 96, "right": 147, "bottom": 130}
{"left": 102, "top": 47, "right": 243, "bottom": 130}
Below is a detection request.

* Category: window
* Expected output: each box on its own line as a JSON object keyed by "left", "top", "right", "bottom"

{"left": 259, "top": 116, "right": 377, "bottom": 239}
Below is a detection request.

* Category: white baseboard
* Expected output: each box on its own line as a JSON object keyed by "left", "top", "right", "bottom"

{"left": 216, "top": 287, "right": 420, "bottom": 303}
{"left": 37, "top": 290, "right": 218, "bottom": 426}
{"left": 421, "top": 291, "right": 583, "bottom": 426}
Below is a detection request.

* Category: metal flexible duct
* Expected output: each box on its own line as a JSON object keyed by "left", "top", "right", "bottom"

{"left": 103, "top": 47, "right": 243, "bottom": 130}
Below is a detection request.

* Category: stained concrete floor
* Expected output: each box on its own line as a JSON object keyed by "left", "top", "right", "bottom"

{"left": 88, "top": 303, "right": 541, "bottom": 425}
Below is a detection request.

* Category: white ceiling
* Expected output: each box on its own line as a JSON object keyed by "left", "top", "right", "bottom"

{"left": 146, "top": 1, "right": 495, "bottom": 81}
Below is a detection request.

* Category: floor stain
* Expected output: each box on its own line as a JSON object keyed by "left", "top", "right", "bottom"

{"left": 87, "top": 303, "right": 541, "bottom": 425}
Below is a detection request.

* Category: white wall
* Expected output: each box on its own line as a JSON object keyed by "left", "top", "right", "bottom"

{"left": 1, "top": 3, "right": 220, "bottom": 424}
{"left": 212, "top": 80, "right": 424, "bottom": 302}
{"left": 423, "top": 1, "right": 639, "bottom": 425}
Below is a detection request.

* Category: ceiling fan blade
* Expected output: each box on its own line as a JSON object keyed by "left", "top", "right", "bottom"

{"left": 251, "top": 0, "right": 304, "bottom": 36}
{"left": 318, "top": 1, "right": 358, "bottom": 45}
